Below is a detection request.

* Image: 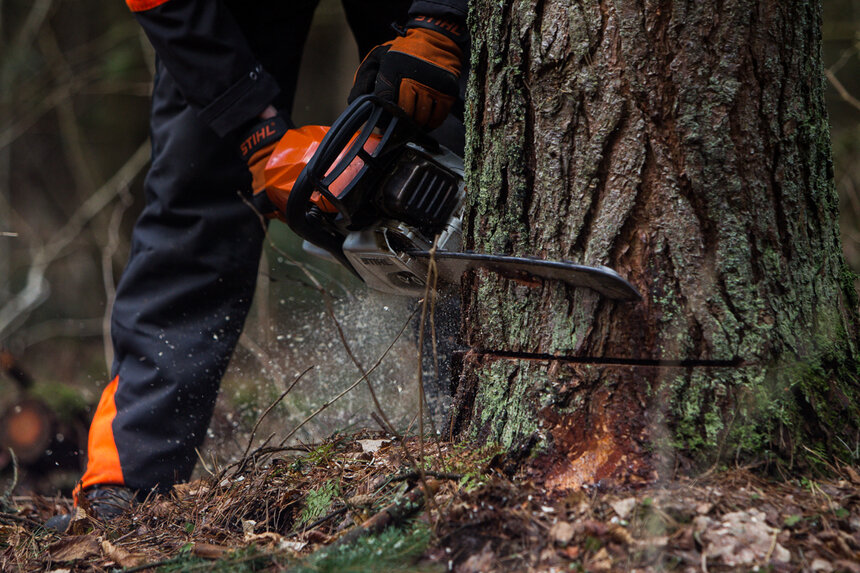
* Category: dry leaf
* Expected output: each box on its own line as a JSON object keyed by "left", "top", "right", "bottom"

{"left": 609, "top": 497, "right": 636, "bottom": 519}
{"left": 587, "top": 547, "right": 613, "bottom": 572}
{"left": 48, "top": 535, "right": 100, "bottom": 562}
{"left": 347, "top": 494, "right": 375, "bottom": 507}
{"left": 173, "top": 480, "right": 210, "bottom": 498}
{"left": 277, "top": 539, "right": 307, "bottom": 553}
{"left": 242, "top": 519, "right": 257, "bottom": 536}
{"left": 65, "top": 507, "right": 90, "bottom": 536}
{"left": 357, "top": 439, "right": 388, "bottom": 453}
{"left": 609, "top": 524, "right": 634, "bottom": 545}
{"left": 101, "top": 540, "right": 145, "bottom": 568}
{"left": 550, "top": 521, "right": 575, "bottom": 545}
{"left": 244, "top": 530, "right": 306, "bottom": 553}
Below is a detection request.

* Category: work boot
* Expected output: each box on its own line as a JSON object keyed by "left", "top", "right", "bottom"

{"left": 45, "top": 485, "right": 138, "bottom": 532}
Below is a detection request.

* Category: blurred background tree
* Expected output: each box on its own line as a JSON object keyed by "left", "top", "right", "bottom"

{"left": 0, "top": 0, "right": 857, "bottom": 492}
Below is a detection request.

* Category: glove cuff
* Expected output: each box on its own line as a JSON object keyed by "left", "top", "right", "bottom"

{"left": 238, "top": 115, "right": 289, "bottom": 163}
{"left": 406, "top": 16, "right": 467, "bottom": 49}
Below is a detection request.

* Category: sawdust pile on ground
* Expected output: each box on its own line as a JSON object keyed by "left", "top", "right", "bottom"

{"left": 2, "top": 432, "right": 860, "bottom": 572}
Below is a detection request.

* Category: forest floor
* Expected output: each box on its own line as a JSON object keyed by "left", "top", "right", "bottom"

{"left": 1, "top": 431, "right": 859, "bottom": 572}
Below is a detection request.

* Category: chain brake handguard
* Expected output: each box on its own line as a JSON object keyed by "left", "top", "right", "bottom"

{"left": 286, "top": 95, "right": 444, "bottom": 275}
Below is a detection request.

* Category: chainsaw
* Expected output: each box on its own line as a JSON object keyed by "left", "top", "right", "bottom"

{"left": 265, "top": 95, "right": 640, "bottom": 301}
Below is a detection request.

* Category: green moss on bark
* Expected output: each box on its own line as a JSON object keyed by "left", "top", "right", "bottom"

{"left": 459, "top": 0, "right": 860, "bottom": 479}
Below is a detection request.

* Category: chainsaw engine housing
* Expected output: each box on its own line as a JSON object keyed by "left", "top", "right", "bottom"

{"left": 288, "top": 96, "right": 465, "bottom": 295}
{"left": 341, "top": 141, "right": 464, "bottom": 295}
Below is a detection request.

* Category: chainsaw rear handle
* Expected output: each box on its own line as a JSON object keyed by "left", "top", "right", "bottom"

{"left": 285, "top": 95, "right": 435, "bottom": 273}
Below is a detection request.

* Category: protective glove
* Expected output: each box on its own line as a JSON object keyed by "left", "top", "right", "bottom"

{"left": 349, "top": 17, "right": 464, "bottom": 130}
{"left": 238, "top": 112, "right": 290, "bottom": 218}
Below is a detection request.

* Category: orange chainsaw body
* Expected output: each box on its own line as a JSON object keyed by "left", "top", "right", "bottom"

{"left": 264, "top": 125, "right": 381, "bottom": 214}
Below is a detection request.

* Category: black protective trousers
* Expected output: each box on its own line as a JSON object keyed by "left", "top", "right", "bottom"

{"left": 81, "top": 0, "right": 413, "bottom": 494}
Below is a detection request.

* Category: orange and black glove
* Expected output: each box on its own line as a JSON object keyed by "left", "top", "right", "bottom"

{"left": 238, "top": 113, "right": 291, "bottom": 217}
{"left": 349, "top": 17, "right": 464, "bottom": 130}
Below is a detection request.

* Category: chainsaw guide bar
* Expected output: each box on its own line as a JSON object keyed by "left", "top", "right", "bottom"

{"left": 408, "top": 251, "right": 642, "bottom": 301}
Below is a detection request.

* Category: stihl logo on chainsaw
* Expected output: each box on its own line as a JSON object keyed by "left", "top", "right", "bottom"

{"left": 240, "top": 121, "right": 280, "bottom": 159}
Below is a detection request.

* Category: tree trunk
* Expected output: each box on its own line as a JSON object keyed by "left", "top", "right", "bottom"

{"left": 454, "top": 0, "right": 860, "bottom": 488}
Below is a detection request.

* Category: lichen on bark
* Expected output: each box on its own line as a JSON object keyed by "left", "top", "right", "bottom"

{"left": 456, "top": 0, "right": 860, "bottom": 484}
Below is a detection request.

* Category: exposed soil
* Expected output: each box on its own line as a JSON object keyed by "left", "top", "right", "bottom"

{"left": 2, "top": 432, "right": 859, "bottom": 572}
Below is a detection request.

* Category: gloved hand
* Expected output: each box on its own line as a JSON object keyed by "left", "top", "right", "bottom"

{"left": 349, "top": 17, "right": 464, "bottom": 130}
{"left": 238, "top": 109, "right": 290, "bottom": 217}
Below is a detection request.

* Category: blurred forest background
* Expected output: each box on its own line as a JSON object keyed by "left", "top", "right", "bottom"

{"left": 0, "top": 0, "right": 858, "bottom": 494}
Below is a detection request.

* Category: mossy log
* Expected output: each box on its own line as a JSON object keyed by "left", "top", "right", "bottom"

{"left": 454, "top": 0, "right": 860, "bottom": 487}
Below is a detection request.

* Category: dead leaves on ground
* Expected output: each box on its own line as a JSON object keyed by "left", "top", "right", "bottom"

{"left": 3, "top": 433, "right": 860, "bottom": 572}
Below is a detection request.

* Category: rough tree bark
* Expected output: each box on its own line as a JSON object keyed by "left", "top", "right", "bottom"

{"left": 453, "top": 0, "right": 860, "bottom": 488}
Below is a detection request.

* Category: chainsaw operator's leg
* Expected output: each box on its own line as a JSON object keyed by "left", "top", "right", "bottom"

{"left": 79, "top": 61, "right": 266, "bottom": 493}
{"left": 79, "top": 1, "right": 320, "bottom": 495}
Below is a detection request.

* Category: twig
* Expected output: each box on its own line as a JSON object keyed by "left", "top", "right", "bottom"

{"left": 1, "top": 449, "right": 18, "bottom": 507}
{"left": 228, "top": 444, "right": 316, "bottom": 461}
{"left": 0, "top": 512, "right": 45, "bottom": 530}
{"left": 239, "top": 196, "right": 442, "bottom": 520}
{"left": 277, "top": 306, "right": 419, "bottom": 448}
{"left": 10, "top": 0, "right": 53, "bottom": 57}
{"left": 238, "top": 195, "right": 396, "bottom": 431}
{"left": 287, "top": 506, "right": 348, "bottom": 538}
{"left": 101, "top": 190, "right": 133, "bottom": 370}
{"left": 195, "top": 448, "right": 215, "bottom": 477}
{"left": 414, "top": 239, "right": 444, "bottom": 519}
{"left": 382, "top": 470, "right": 463, "bottom": 487}
{"left": 369, "top": 411, "right": 390, "bottom": 434}
{"left": 239, "top": 196, "right": 414, "bottom": 445}
{"left": 827, "top": 46, "right": 858, "bottom": 77}
{"left": 334, "top": 480, "right": 440, "bottom": 547}
{"left": 826, "top": 69, "right": 860, "bottom": 113}
{"left": 236, "top": 366, "right": 314, "bottom": 473}
{"left": 418, "top": 236, "right": 441, "bottom": 462}
{"left": 39, "top": 26, "right": 100, "bottom": 196}
{"left": 764, "top": 529, "right": 778, "bottom": 563}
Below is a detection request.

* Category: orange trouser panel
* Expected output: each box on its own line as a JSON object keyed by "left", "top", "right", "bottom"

{"left": 76, "top": 376, "right": 124, "bottom": 503}
{"left": 126, "top": 0, "right": 172, "bottom": 12}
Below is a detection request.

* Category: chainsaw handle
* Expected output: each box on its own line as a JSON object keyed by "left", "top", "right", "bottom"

{"left": 285, "top": 95, "right": 434, "bottom": 273}
{"left": 284, "top": 96, "right": 383, "bottom": 273}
